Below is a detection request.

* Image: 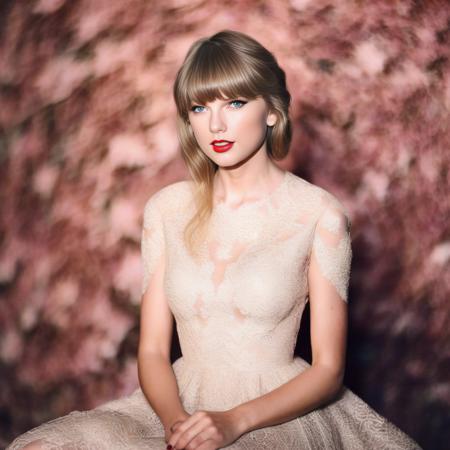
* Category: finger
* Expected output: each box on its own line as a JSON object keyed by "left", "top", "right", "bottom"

{"left": 168, "top": 412, "right": 204, "bottom": 448}
{"left": 175, "top": 421, "right": 214, "bottom": 450}
{"left": 184, "top": 427, "right": 219, "bottom": 450}
{"left": 194, "top": 439, "right": 217, "bottom": 450}
{"left": 170, "top": 420, "right": 184, "bottom": 433}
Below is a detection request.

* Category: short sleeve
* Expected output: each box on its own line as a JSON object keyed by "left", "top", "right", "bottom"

{"left": 140, "top": 194, "right": 165, "bottom": 296}
{"left": 310, "top": 198, "right": 352, "bottom": 303}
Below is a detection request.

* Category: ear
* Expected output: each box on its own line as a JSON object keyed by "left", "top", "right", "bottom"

{"left": 266, "top": 110, "right": 277, "bottom": 127}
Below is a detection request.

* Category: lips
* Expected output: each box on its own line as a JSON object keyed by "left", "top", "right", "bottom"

{"left": 210, "top": 139, "right": 234, "bottom": 153}
{"left": 210, "top": 139, "right": 234, "bottom": 145}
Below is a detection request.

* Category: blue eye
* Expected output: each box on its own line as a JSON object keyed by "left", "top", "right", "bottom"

{"left": 191, "top": 105, "right": 205, "bottom": 113}
{"left": 229, "top": 100, "right": 247, "bottom": 108}
{"left": 189, "top": 99, "right": 247, "bottom": 113}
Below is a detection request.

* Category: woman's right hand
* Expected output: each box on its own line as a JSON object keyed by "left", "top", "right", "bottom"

{"left": 165, "top": 412, "right": 191, "bottom": 443}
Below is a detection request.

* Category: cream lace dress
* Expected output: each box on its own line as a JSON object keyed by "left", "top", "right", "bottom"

{"left": 8, "top": 171, "right": 421, "bottom": 449}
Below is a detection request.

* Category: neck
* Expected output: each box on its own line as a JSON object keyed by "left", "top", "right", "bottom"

{"left": 213, "top": 164, "right": 286, "bottom": 206}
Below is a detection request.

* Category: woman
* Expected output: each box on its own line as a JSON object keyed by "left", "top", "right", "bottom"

{"left": 8, "top": 30, "right": 421, "bottom": 450}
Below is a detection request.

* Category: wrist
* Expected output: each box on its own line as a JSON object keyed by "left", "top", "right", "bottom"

{"left": 229, "top": 403, "right": 255, "bottom": 436}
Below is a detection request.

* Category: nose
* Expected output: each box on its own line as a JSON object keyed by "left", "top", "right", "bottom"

{"left": 209, "top": 108, "right": 227, "bottom": 133}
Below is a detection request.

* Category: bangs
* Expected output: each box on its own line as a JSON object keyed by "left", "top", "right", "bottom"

{"left": 177, "top": 42, "right": 263, "bottom": 115}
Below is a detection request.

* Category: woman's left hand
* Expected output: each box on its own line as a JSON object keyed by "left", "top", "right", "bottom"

{"left": 166, "top": 409, "right": 243, "bottom": 450}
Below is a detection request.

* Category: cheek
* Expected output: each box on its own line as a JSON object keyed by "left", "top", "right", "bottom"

{"left": 235, "top": 111, "right": 267, "bottom": 139}
{"left": 189, "top": 121, "right": 208, "bottom": 144}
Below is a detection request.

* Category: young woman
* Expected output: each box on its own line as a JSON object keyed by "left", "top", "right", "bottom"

{"left": 9, "top": 30, "right": 421, "bottom": 450}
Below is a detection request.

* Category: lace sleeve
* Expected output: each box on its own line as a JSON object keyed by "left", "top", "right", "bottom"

{"left": 141, "top": 194, "right": 165, "bottom": 296}
{"left": 309, "top": 198, "right": 352, "bottom": 303}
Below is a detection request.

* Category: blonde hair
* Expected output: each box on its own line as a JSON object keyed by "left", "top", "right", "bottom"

{"left": 173, "top": 29, "right": 292, "bottom": 257}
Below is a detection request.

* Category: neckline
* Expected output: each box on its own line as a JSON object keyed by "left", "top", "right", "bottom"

{"left": 213, "top": 170, "right": 290, "bottom": 212}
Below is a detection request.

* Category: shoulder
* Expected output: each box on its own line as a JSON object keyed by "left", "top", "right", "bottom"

{"left": 143, "top": 179, "right": 193, "bottom": 220}
{"left": 286, "top": 172, "right": 351, "bottom": 225}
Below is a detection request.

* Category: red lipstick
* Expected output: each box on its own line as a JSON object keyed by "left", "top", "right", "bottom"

{"left": 210, "top": 139, "right": 234, "bottom": 153}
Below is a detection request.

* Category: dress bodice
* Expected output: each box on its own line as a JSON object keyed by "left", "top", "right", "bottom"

{"left": 140, "top": 171, "right": 352, "bottom": 373}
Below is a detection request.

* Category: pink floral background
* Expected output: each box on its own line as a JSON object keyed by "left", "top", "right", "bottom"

{"left": 1, "top": 1, "right": 449, "bottom": 448}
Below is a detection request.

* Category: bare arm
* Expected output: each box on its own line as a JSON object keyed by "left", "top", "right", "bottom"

{"left": 137, "top": 196, "right": 189, "bottom": 436}
{"left": 231, "top": 199, "right": 352, "bottom": 435}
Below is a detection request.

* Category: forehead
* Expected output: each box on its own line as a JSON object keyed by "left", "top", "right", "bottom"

{"left": 192, "top": 97, "right": 242, "bottom": 104}
{"left": 185, "top": 81, "right": 261, "bottom": 104}
{"left": 191, "top": 95, "right": 263, "bottom": 105}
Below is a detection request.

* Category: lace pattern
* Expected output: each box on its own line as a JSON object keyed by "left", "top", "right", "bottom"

{"left": 311, "top": 197, "right": 352, "bottom": 302}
